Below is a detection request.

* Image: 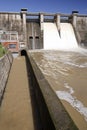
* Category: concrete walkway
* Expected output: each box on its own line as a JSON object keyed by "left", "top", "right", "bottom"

{"left": 0, "top": 56, "right": 34, "bottom": 130}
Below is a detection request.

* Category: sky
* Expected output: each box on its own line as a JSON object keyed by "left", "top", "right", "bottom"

{"left": 0, "top": 0, "right": 87, "bottom": 14}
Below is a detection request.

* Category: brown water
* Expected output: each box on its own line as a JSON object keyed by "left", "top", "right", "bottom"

{"left": 29, "top": 49, "right": 87, "bottom": 130}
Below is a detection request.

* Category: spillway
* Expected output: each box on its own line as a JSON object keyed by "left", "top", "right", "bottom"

{"left": 43, "top": 23, "right": 78, "bottom": 49}
{"left": 29, "top": 49, "right": 87, "bottom": 130}
{"left": 43, "top": 23, "right": 61, "bottom": 49}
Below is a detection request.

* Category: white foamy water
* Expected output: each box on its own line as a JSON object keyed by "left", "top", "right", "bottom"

{"left": 60, "top": 23, "right": 78, "bottom": 48}
{"left": 43, "top": 23, "right": 61, "bottom": 49}
{"left": 56, "top": 83, "right": 87, "bottom": 122}
{"left": 43, "top": 23, "right": 78, "bottom": 49}
{"left": 29, "top": 49, "right": 87, "bottom": 129}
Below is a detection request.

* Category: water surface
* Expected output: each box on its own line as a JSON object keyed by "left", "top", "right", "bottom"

{"left": 29, "top": 49, "right": 87, "bottom": 130}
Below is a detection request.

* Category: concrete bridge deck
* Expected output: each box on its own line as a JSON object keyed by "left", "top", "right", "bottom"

{"left": 0, "top": 56, "right": 34, "bottom": 130}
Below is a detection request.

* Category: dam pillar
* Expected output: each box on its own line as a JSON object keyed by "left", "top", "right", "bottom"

{"left": 21, "top": 8, "right": 27, "bottom": 46}
{"left": 55, "top": 14, "right": 60, "bottom": 36}
{"left": 40, "top": 13, "right": 44, "bottom": 48}
{"left": 40, "top": 13, "right": 44, "bottom": 31}
{"left": 72, "top": 11, "right": 81, "bottom": 44}
{"left": 72, "top": 11, "right": 78, "bottom": 28}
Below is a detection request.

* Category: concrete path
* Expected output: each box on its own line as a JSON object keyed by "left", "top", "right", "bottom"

{"left": 0, "top": 56, "right": 34, "bottom": 130}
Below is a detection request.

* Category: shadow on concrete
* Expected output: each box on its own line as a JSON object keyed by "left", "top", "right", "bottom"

{"left": 21, "top": 50, "right": 55, "bottom": 130}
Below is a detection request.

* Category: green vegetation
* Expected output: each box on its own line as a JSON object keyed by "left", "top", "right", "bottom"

{"left": 0, "top": 43, "right": 7, "bottom": 57}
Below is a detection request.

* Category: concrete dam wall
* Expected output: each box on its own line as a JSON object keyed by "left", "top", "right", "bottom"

{"left": 0, "top": 9, "right": 87, "bottom": 129}
{"left": 0, "top": 9, "right": 87, "bottom": 51}
{"left": 26, "top": 22, "right": 43, "bottom": 49}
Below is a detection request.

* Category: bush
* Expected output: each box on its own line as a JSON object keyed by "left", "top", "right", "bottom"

{"left": 0, "top": 43, "right": 7, "bottom": 57}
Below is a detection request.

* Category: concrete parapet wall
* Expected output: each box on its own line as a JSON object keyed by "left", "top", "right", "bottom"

{"left": 26, "top": 51, "right": 78, "bottom": 130}
{"left": 0, "top": 52, "right": 13, "bottom": 103}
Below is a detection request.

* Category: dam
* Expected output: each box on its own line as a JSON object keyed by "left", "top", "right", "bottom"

{"left": 0, "top": 9, "right": 87, "bottom": 130}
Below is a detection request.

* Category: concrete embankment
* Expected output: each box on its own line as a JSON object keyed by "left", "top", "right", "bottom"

{"left": 25, "top": 50, "right": 79, "bottom": 130}
{"left": 0, "top": 56, "right": 35, "bottom": 130}
{"left": 0, "top": 52, "right": 13, "bottom": 103}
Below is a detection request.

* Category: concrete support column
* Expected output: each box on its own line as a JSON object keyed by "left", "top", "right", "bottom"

{"left": 40, "top": 13, "right": 44, "bottom": 31}
{"left": 39, "top": 13, "right": 44, "bottom": 48}
{"left": 21, "top": 8, "right": 27, "bottom": 46}
{"left": 55, "top": 14, "right": 60, "bottom": 31}
{"left": 55, "top": 14, "right": 61, "bottom": 36}
{"left": 72, "top": 11, "right": 78, "bottom": 28}
{"left": 72, "top": 15, "right": 77, "bottom": 28}
{"left": 71, "top": 11, "right": 81, "bottom": 44}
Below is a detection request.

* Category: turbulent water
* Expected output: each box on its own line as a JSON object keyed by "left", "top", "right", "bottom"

{"left": 29, "top": 49, "right": 87, "bottom": 130}
{"left": 28, "top": 22, "right": 87, "bottom": 129}
{"left": 43, "top": 23, "right": 78, "bottom": 49}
